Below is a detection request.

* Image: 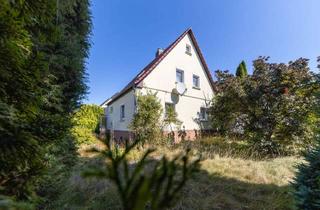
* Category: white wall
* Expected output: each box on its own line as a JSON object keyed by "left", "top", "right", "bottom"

{"left": 106, "top": 33, "right": 214, "bottom": 131}
{"left": 106, "top": 89, "right": 135, "bottom": 131}
{"left": 141, "top": 33, "right": 214, "bottom": 130}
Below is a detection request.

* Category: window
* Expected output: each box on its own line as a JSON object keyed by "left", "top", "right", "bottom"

{"left": 186, "top": 44, "right": 192, "bottom": 55}
{"left": 120, "top": 105, "right": 125, "bottom": 120}
{"left": 193, "top": 75, "right": 200, "bottom": 88}
{"left": 165, "top": 103, "right": 175, "bottom": 117}
{"left": 109, "top": 106, "right": 113, "bottom": 114}
{"left": 176, "top": 69, "right": 184, "bottom": 83}
{"left": 200, "top": 107, "right": 207, "bottom": 121}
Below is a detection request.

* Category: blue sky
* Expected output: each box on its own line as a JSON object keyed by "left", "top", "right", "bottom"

{"left": 86, "top": 0, "right": 320, "bottom": 104}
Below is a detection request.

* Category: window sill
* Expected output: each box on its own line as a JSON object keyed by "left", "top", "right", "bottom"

{"left": 199, "top": 119, "right": 208, "bottom": 122}
{"left": 192, "top": 86, "right": 200, "bottom": 90}
{"left": 175, "top": 81, "right": 185, "bottom": 85}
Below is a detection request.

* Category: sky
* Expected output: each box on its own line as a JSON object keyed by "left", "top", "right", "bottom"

{"left": 86, "top": 0, "right": 320, "bottom": 104}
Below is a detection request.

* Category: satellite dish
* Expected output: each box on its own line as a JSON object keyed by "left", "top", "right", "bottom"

{"left": 173, "top": 82, "right": 186, "bottom": 95}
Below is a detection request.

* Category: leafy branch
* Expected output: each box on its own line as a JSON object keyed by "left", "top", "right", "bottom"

{"left": 83, "top": 138, "right": 200, "bottom": 210}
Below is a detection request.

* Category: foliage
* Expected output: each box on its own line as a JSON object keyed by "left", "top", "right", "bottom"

{"left": 210, "top": 57, "right": 320, "bottom": 156}
{"left": 83, "top": 138, "right": 200, "bottom": 210}
{"left": 163, "top": 103, "right": 182, "bottom": 142}
{"left": 293, "top": 136, "right": 320, "bottom": 209}
{"left": 0, "top": 195, "right": 33, "bottom": 210}
{"left": 0, "top": 0, "right": 91, "bottom": 202}
{"left": 36, "top": 134, "right": 78, "bottom": 209}
{"left": 42, "top": 138, "right": 300, "bottom": 210}
{"left": 246, "top": 57, "right": 319, "bottom": 155}
{"left": 236, "top": 60, "right": 248, "bottom": 78}
{"left": 71, "top": 104, "right": 103, "bottom": 145}
{"left": 129, "top": 92, "right": 163, "bottom": 145}
{"left": 209, "top": 70, "right": 246, "bottom": 135}
{"left": 163, "top": 104, "right": 181, "bottom": 128}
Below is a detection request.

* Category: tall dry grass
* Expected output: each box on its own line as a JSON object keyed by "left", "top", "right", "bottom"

{"left": 46, "top": 136, "right": 301, "bottom": 210}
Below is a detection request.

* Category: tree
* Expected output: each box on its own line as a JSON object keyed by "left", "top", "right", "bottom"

{"left": 245, "top": 57, "right": 319, "bottom": 155}
{"left": 293, "top": 136, "right": 320, "bottom": 209}
{"left": 209, "top": 57, "right": 320, "bottom": 156}
{"left": 0, "top": 0, "right": 91, "bottom": 200}
{"left": 209, "top": 70, "right": 246, "bottom": 135}
{"left": 236, "top": 60, "right": 248, "bottom": 78}
{"left": 293, "top": 57, "right": 320, "bottom": 209}
{"left": 129, "top": 92, "right": 163, "bottom": 145}
{"left": 71, "top": 104, "right": 104, "bottom": 145}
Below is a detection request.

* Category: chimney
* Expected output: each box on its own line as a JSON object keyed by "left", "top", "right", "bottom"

{"left": 155, "top": 48, "right": 164, "bottom": 57}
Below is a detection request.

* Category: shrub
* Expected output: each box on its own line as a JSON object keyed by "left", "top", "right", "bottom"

{"left": 129, "top": 92, "right": 162, "bottom": 145}
{"left": 293, "top": 136, "right": 320, "bottom": 209}
{"left": 71, "top": 104, "right": 103, "bottom": 144}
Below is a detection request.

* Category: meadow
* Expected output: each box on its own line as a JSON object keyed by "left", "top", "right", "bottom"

{"left": 43, "top": 137, "right": 301, "bottom": 210}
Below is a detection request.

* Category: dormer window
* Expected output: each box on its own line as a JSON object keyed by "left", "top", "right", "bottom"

{"left": 185, "top": 44, "right": 192, "bottom": 55}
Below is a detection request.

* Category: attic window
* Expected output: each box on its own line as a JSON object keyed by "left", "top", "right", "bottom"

{"left": 185, "top": 44, "right": 192, "bottom": 55}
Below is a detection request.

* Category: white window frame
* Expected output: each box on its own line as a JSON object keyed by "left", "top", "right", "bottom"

{"left": 176, "top": 69, "right": 184, "bottom": 83}
{"left": 193, "top": 74, "right": 200, "bottom": 89}
{"left": 200, "top": 107, "right": 208, "bottom": 121}
{"left": 120, "top": 104, "right": 125, "bottom": 121}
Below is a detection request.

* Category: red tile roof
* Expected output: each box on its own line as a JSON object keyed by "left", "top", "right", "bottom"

{"left": 104, "top": 28, "right": 216, "bottom": 106}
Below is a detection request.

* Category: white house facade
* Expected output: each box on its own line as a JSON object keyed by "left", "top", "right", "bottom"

{"left": 101, "top": 28, "right": 216, "bottom": 141}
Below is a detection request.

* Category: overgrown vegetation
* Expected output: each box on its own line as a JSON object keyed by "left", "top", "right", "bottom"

{"left": 46, "top": 137, "right": 301, "bottom": 210}
{"left": 1, "top": 1, "right": 319, "bottom": 208}
{"left": 210, "top": 57, "right": 320, "bottom": 156}
{"left": 293, "top": 135, "right": 320, "bottom": 209}
{"left": 163, "top": 103, "right": 182, "bottom": 142}
{"left": 129, "top": 92, "right": 163, "bottom": 146}
{"left": 0, "top": 0, "right": 91, "bottom": 205}
{"left": 71, "top": 104, "right": 104, "bottom": 145}
{"left": 83, "top": 138, "right": 200, "bottom": 210}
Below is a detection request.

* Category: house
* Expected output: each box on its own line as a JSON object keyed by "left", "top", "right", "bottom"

{"left": 101, "top": 28, "right": 216, "bottom": 141}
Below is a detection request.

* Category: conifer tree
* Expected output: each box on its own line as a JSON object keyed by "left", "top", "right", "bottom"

{"left": 236, "top": 60, "right": 248, "bottom": 78}
{"left": 0, "top": 0, "right": 91, "bottom": 200}
{"left": 293, "top": 136, "right": 320, "bottom": 209}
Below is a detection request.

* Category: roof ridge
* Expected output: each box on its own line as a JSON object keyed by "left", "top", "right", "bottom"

{"left": 105, "top": 28, "right": 215, "bottom": 106}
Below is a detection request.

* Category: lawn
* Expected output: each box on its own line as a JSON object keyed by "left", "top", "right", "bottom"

{"left": 43, "top": 138, "right": 301, "bottom": 210}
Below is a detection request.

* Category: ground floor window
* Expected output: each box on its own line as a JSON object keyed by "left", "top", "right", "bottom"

{"left": 200, "top": 107, "right": 208, "bottom": 121}
{"left": 120, "top": 104, "right": 125, "bottom": 120}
